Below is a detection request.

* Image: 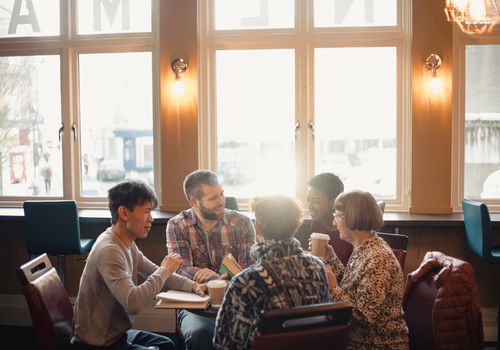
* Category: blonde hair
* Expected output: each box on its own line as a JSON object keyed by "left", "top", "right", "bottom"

{"left": 334, "top": 190, "right": 383, "bottom": 231}
{"left": 250, "top": 195, "right": 304, "bottom": 240}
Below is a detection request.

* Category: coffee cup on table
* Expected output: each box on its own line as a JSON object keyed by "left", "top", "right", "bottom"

{"left": 207, "top": 280, "right": 227, "bottom": 307}
{"left": 310, "top": 232, "right": 330, "bottom": 257}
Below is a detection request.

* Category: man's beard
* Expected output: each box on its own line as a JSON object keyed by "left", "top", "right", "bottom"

{"left": 198, "top": 204, "right": 223, "bottom": 221}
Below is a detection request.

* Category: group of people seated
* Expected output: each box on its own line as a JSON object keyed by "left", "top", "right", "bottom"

{"left": 69, "top": 170, "right": 409, "bottom": 350}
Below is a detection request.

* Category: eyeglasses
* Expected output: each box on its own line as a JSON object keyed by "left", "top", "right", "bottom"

{"left": 333, "top": 212, "right": 344, "bottom": 220}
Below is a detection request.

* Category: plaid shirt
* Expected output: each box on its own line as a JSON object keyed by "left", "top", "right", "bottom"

{"left": 166, "top": 209, "right": 256, "bottom": 280}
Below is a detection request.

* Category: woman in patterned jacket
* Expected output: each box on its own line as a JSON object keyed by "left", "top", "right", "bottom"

{"left": 213, "top": 195, "right": 332, "bottom": 350}
{"left": 325, "top": 190, "right": 409, "bottom": 350}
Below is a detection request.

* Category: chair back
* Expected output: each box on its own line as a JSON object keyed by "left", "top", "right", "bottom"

{"left": 17, "top": 253, "right": 74, "bottom": 350}
{"left": 403, "top": 264, "right": 439, "bottom": 350}
{"left": 377, "top": 200, "right": 386, "bottom": 214}
{"left": 403, "top": 251, "right": 484, "bottom": 350}
{"left": 377, "top": 232, "right": 409, "bottom": 269}
{"left": 224, "top": 196, "right": 239, "bottom": 210}
{"left": 23, "top": 200, "right": 84, "bottom": 256}
{"left": 462, "top": 198, "right": 496, "bottom": 262}
{"left": 252, "top": 302, "right": 352, "bottom": 350}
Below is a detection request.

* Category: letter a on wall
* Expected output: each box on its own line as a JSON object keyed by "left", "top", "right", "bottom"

{"left": 8, "top": 0, "right": 40, "bottom": 34}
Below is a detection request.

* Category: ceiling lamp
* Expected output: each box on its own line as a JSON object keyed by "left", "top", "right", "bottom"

{"left": 445, "top": 0, "right": 500, "bottom": 34}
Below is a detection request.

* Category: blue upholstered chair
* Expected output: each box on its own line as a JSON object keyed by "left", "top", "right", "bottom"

{"left": 23, "top": 200, "right": 95, "bottom": 284}
{"left": 462, "top": 198, "right": 500, "bottom": 347}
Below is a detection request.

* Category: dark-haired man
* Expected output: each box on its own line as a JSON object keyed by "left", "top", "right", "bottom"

{"left": 166, "top": 169, "right": 256, "bottom": 350}
{"left": 306, "top": 172, "right": 353, "bottom": 265}
{"left": 72, "top": 179, "right": 204, "bottom": 350}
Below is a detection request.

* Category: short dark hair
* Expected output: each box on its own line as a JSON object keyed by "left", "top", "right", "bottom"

{"left": 108, "top": 179, "right": 158, "bottom": 224}
{"left": 183, "top": 170, "right": 219, "bottom": 202}
{"left": 250, "top": 195, "right": 304, "bottom": 240}
{"left": 307, "top": 172, "right": 344, "bottom": 200}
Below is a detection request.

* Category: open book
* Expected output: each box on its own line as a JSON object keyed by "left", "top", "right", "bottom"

{"left": 155, "top": 290, "right": 210, "bottom": 309}
{"left": 218, "top": 252, "right": 242, "bottom": 278}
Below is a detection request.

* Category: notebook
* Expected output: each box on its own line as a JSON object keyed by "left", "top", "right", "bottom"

{"left": 155, "top": 290, "right": 210, "bottom": 309}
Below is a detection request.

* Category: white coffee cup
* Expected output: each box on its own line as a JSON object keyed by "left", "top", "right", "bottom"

{"left": 310, "top": 232, "right": 330, "bottom": 257}
{"left": 207, "top": 280, "right": 227, "bottom": 307}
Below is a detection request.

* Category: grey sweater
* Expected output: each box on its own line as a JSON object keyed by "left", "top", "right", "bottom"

{"left": 73, "top": 228, "right": 194, "bottom": 346}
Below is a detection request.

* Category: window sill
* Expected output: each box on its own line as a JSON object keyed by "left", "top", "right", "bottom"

{"left": 1, "top": 208, "right": 499, "bottom": 228}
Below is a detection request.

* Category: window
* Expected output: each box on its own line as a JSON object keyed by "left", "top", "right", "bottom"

{"left": 0, "top": 0, "right": 157, "bottom": 203}
{"left": 200, "top": 0, "right": 409, "bottom": 209}
{"left": 454, "top": 37, "right": 500, "bottom": 211}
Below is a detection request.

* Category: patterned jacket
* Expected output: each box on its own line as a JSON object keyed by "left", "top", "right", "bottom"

{"left": 327, "top": 234, "right": 409, "bottom": 350}
{"left": 213, "top": 238, "right": 331, "bottom": 350}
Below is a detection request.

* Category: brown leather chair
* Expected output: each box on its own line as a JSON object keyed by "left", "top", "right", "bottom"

{"left": 403, "top": 251, "right": 484, "bottom": 350}
{"left": 377, "top": 231, "right": 408, "bottom": 269}
{"left": 252, "top": 301, "right": 353, "bottom": 350}
{"left": 17, "top": 253, "right": 73, "bottom": 350}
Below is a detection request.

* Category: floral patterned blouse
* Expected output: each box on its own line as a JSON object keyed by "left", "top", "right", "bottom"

{"left": 213, "top": 238, "right": 331, "bottom": 350}
{"left": 327, "top": 233, "right": 409, "bottom": 350}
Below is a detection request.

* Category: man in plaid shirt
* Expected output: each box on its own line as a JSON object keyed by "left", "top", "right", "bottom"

{"left": 166, "top": 169, "right": 256, "bottom": 350}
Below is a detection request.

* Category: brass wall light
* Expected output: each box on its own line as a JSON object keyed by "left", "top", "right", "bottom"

{"left": 425, "top": 54, "right": 442, "bottom": 96}
{"left": 171, "top": 58, "right": 188, "bottom": 97}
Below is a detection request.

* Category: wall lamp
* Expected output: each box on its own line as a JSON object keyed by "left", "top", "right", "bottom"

{"left": 171, "top": 58, "right": 188, "bottom": 97}
{"left": 425, "top": 54, "right": 442, "bottom": 96}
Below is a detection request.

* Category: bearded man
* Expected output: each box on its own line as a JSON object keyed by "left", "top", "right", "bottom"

{"left": 166, "top": 169, "right": 256, "bottom": 350}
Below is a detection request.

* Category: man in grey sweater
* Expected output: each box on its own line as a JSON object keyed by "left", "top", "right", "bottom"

{"left": 71, "top": 179, "right": 205, "bottom": 349}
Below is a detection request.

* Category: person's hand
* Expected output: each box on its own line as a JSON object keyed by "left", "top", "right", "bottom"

{"left": 325, "top": 265, "right": 338, "bottom": 289}
{"left": 325, "top": 244, "right": 334, "bottom": 259}
{"left": 193, "top": 268, "right": 220, "bottom": 283}
{"left": 160, "top": 253, "right": 183, "bottom": 274}
{"left": 192, "top": 282, "right": 208, "bottom": 296}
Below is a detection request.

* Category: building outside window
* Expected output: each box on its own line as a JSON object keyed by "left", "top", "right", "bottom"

{"left": 199, "top": 0, "right": 410, "bottom": 209}
{"left": 0, "top": 0, "right": 156, "bottom": 203}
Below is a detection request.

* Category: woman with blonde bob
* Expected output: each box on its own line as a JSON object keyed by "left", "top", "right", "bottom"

{"left": 213, "top": 195, "right": 331, "bottom": 350}
{"left": 324, "top": 190, "right": 408, "bottom": 350}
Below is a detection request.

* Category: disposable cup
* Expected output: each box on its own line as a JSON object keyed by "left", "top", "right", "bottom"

{"left": 207, "top": 280, "right": 226, "bottom": 307}
{"left": 310, "top": 232, "right": 330, "bottom": 257}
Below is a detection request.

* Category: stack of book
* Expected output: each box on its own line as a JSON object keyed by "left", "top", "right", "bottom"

{"left": 155, "top": 290, "right": 210, "bottom": 309}
{"left": 218, "top": 253, "right": 242, "bottom": 278}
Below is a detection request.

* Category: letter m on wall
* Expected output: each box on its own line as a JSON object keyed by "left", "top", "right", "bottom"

{"left": 94, "top": 0, "right": 130, "bottom": 31}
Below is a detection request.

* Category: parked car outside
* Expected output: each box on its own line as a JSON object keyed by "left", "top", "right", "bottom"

{"left": 96, "top": 160, "right": 126, "bottom": 181}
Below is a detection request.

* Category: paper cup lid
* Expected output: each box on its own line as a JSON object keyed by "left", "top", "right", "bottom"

{"left": 208, "top": 280, "right": 227, "bottom": 288}
{"left": 310, "top": 232, "right": 330, "bottom": 241}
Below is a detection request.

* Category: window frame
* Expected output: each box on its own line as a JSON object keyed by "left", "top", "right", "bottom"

{"left": 199, "top": 0, "right": 411, "bottom": 210}
{"left": 452, "top": 26, "right": 500, "bottom": 212}
{"left": 0, "top": 0, "right": 160, "bottom": 208}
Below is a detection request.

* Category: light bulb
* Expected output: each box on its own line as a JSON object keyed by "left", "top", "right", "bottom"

{"left": 469, "top": 0, "right": 486, "bottom": 21}
{"left": 429, "top": 75, "right": 442, "bottom": 96}
{"left": 171, "top": 79, "right": 186, "bottom": 97}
